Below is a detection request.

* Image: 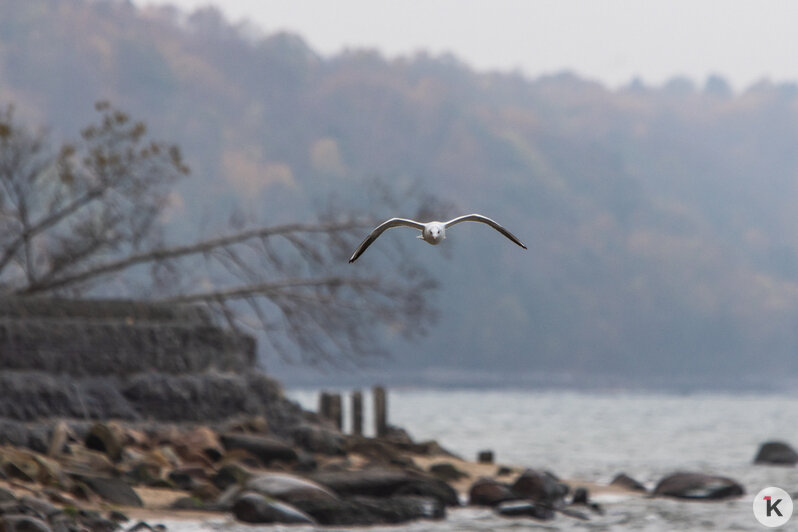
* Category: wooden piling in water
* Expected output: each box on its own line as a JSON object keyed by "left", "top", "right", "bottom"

{"left": 373, "top": 385, "right": 387, "bottom": 437}
{"left": 351, "top": 390, "right": 363, "bottom": 436}
{"left": 329, "top": 393, "right": 343, "bottom": 430}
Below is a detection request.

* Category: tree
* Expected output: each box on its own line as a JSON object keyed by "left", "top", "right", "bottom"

{"left": 0, "top": 102, "right": 436, "bottom": 365}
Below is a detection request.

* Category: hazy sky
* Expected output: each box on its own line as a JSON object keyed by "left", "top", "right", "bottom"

{"left": 135, "top": 0, "right": 798, "bottom": 90}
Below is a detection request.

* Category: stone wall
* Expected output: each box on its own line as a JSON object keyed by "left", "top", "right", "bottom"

{"left": 0, "top": 298, "right": 255, "bottom": 375}
{"left": 0, "top": 298, "right": 310, "bottom": 440}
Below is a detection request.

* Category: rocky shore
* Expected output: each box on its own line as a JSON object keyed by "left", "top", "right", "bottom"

{"left": 2, "top": 416, "right": 790, "bottom": 530}
{"left": 0, "top": 299, "right": 793, "bottom": 530}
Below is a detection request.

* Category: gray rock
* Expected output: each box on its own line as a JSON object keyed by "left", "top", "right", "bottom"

{"left": 232, "top": 492, "right": 315, "bottom": 524}
{"left": 310, "top": 469, "right": 458, "bottom": 506}
{"left": 754, "top": 441, "right": 798, "bottom": 466}
{"left": 211, "top": 463, "right": 250, "bottom": 491}
{"left": 220, "top": 433, "right": 298, "bottom": 466}
{"left": 653, "top": 472, "right": 744, "bottom": 500}
{"left": 70, "top": 473, "right": 143, "bottom": 507}
{"left": 246, "top": 473, "right": 337, "bottom": 503}
{"left": 610, "top": 472, "right": 647, "bottom": 492}
{"left": 468, "top": 477, "right": 518, "bottom": 506}
{"left": 0, "top": 515, "right": 53, "bottom": 532}
{"left": 511, "top": 469, "right": 569, "bottom": 504}
{"left": 428, "top": 462, "right": 467, "bottom": 482}
{"left": 292, "top": 495, "right": 445, "bottom": 526}
{"left": 291, "top": 424, "right": 345, "bottom": 455}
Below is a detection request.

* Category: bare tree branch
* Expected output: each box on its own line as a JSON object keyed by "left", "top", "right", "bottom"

{"left": 0, "top": 101, "right": 438, "bottom": 366}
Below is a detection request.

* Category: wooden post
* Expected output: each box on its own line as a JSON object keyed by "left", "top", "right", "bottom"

{"left": 318, "top": 392, "right": 331, "bottom": 420}
{"left": 351, "top": 390, "right": 363, "bottom": 436}
{"left": 329, "top": 393, "right": 343, "bottom": 430}
{"left": 373, "top": 385, "right": 387, "bottom": 438}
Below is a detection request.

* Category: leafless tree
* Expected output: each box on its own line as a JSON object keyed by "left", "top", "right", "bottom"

{"left": 0, "top": 102, "right": 436, "bottom": 365}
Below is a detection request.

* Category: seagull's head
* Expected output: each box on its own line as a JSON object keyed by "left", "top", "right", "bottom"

{"left": 424, "top": 222, "right": 445, "bottom": 245}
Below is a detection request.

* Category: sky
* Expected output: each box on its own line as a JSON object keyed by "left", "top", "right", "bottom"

{"left": 134, "top": 0, "right": 798, "bottom": 90}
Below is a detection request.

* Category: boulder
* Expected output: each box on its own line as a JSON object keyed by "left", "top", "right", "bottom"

{"left": 46, "top": 421, "right": 70, "bottom": 458}
{"left": 610, "top": 472, "right": 647, "bottom": 492}
{"left": 653, "top": 472, "right": 744, "bottom": 500}
{"left": 468, "top": 477, "right": 518, "bottom": 506}
{"left": 292, "top": 495, "right": 445, "bottom": 526}
{"left": 495, "top": 499, "right": 555, "bottom": 520}
{"left": 753, "top": 441, "right": 798, "bottom": 466}
{"left": 310, "top": 469, "right": 458, "bottom": 506}
{"left": 428, "top": 462, "right": 467, "bottom": 482}
{"left": 232, "top": 492, "right": 315, "bottom": 524}
{"left": 291, "top": 424, "right": 345, "bottom": 455}
{"left": 69, "top": 473, "right": 142, "bottom": 506}
{"left": 219, "top": 433, "right": 297, "bottom": 466}
{"left": 167, "top": 466, "right": 208, "bottom": 491}
{"left": 211, "top": 463, "right": 250, "bottom": 491}
{"left": 174, "top": 426, "right": 224, "bottom": 462}
{"left": 511, "top": 469, "right": 569, "bottom": 504}
{"left": 0, "top": 487, "right": 16, "bottom": 503}
{"left": 0, "top": 515, "right": 53, "bottom": 532}
{"left": 245, "top": 473, "right": 337, "bottom": 504}
{"left": 85, "top": 422, "right": 126, "bottom": 461}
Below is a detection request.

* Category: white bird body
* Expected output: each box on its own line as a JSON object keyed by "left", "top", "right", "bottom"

{"left": 419, "top": 221, "right": 445, "bottom": 245}
{"left": 349, "top": 214, "right": 526, "bottom": 262}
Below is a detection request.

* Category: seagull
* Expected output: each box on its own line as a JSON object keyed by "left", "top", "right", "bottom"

{"left": 349, "top": 214, "right": 527, "bottom": 263}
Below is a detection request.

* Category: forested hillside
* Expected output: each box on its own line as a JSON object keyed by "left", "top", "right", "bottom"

{"left": 4, "top": 0, "right": 798, "bottom": 387}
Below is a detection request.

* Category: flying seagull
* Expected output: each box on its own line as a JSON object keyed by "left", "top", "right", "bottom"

{"left": 349, "top": 214, "right": 527, "bottom": 263}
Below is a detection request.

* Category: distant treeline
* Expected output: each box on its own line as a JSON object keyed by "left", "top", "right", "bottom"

{"left": 4, "top": 0, "right": 798, "bottom": 384}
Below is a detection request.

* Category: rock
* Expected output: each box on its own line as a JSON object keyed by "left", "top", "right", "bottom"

{"left": 220, "top": 433, "right": 297, "bottom": 466}
{"left": 190, "top": 481, "right": 220, "bottom": 502}
{"left": 610, "top": 472, "right": 647, "bottom": 492}
{"left": 753, "top": 441, "right": 798, "bottom": 466}
{"left": 46, "top": 421, "right": 70, "bottom": 458}
{"left": 511, "top": 469, "right": 569, "bottom": 504}
{"left": 468, "top": 477, "right": 518, "bottom": 506}
{"left": 211, "top": 463, "right": 250, "bottom": 491}
{"left": 0, "top": 515, "right": 53, "bottom": 532}
{"left": 653, "top": 472, "right": 744, "bottom": 500}
{"left": 18, "top": 496, "right": 60, "bottom": 519}
{"left": 60, "top": 445, "right": 116, "bottom": 475}
{"left": 291, "top": 424, "right": 345, "bottom": 455}
{"left": 232, "top": 492, "right": 315, "bottom": 524}
{"left": 310, "top": 469, "right": 458, "bottom": 506}
{"left": 0, "top": 487, "right": 16, "bottom": 503}
{"left": 123, "top": 461, "right": 162, "bottom": 486}
{"left": 292, "top": 495, "right": 445, "bottom": 526}
{"left": 496, "top": 466, "right": 513, "bottom": 476}
{"left": 70, "top": 473, "right": 143, "bottom": 506}
{"left": 246, "top": 473, "right": 337, "bottom": 503}
{"left": 85, "top": 422, "right": 126, "bottom": 462}
{"left": 428, "top": 462, "right": 467, "bottom": 482}
{"left": 175, "top": 426, "right": 224, "bottom": 462}
{"left": 127, "top": 521, "right": 165, "bottom": 532}
{"left": 167, "top": 466, "right": 208, "bottom": 491}
{"left": 571, "top": 486, "right": 589, "bottom": 504}
{"left": 495, "top": 499, "right": 555, "bottom": 520}
{"left": 108, "top": 510, "right": 129, "bottom": 522}
{"left": 477, "top": 450, "right": 494, "bottom": 464}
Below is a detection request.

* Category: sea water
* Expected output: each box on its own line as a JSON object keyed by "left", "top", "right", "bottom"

{"left": 160, "top": 389, "right": 798, "bottom": 531}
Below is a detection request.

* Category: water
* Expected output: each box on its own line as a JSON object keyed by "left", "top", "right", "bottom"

{"left": 163, "top": 389, "right": 798, "bottom": 531}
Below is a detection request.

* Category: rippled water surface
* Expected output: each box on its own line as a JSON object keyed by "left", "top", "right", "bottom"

{"left": 164, "top": 389, "right": 798, "bottom": 531}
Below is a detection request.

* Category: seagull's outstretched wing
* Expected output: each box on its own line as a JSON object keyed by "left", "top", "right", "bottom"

{"left": 444, "top": 214, "right": 527, "bottom": 249}
{"left": 349, "top": 218, "right": 426, "bottom": 262}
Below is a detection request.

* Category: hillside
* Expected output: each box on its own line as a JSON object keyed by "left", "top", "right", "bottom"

{"left": 3, "top": 0, "right": 798, "bottom": 387}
